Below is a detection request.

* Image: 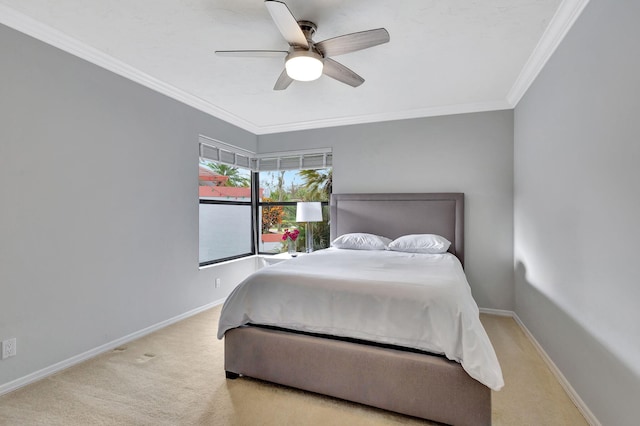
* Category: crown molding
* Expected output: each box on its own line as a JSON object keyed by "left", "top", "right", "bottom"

{"left": 507, "top": 0, "right": 590, "bottom": 107}
{"left": 253, "top": 99, "right": 512, "bottom": 134}
{"left": 1, "top": 1, "right": 587, "bottom": 136}
{"left": 0, "top": 5, "right": 262, "bottom": 135}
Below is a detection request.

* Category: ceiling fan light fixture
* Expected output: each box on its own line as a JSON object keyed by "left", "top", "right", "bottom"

{"left": 285, "top": 51, "right": 323, "bottom": 82}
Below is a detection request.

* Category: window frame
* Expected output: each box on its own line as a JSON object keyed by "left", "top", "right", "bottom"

{"left": 255, "top": 171, "right": 331, "bottom": 255}
{"left": 256, "top": 200, "right": 330, "bottom": 255}
{"left": 198, "top": 168, "right": 256, "bottom": 267}
{"left": 198, "top": 136, "right": 332, "bottom": 265}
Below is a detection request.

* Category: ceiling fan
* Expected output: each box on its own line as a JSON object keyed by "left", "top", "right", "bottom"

{"left": 215, "top": 0, "right": 390, "bottom": 90}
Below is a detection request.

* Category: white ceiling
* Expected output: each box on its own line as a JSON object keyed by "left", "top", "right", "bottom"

{"left": 0, "top": 0, "right": 588, "bottom": 134}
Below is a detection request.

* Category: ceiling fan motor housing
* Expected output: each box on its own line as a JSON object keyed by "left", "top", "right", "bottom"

{"left": 297, "top": 20, "right": 317, "bottom": 44}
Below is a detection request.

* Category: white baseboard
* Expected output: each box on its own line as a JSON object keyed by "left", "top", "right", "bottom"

{"left": 0, "top": 298, "right": 226, "bottom": 397}
{"left": 0, "top": 301, "right": 601, "bottom": 426}
{"left": 480, "top": 308, "right": 601, "bottom": 426}
{"left": 479, "top": 307, "right": 514, "bottom": 317}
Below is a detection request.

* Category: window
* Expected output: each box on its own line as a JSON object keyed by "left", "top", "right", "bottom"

{"left": 258, "top": 168, "right": 331, "bottom": 254}
{"left": 198, "top": 135, "right": 332, "bottom": 264}
{"left": 199, "top": 161, "right": 254, "bottom": 265}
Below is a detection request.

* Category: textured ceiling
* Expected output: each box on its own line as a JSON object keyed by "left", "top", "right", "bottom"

{"left": 0, "top": 0, "right": 588, "bottom": 134}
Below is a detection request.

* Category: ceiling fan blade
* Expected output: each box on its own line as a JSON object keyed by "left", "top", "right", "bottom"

{"left": 215, "top": 50, "right": 288, "bottom": 58}
{"left": 316, "top": 28, "right": 390, "bottom": 57}
{"left": 274, "top": 69, "right": 294, "bottom": 90}
{"left": 265, "top": 1, "right": 309, "bottom": 48}
{"left": 322, "top": 58, "right": 364, "bottom": 87}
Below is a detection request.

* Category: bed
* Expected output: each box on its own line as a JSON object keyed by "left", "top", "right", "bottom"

{"left": 218, "top": 193, "right": 503, "bottom": 426}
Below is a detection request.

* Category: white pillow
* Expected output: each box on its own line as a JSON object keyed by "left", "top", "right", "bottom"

{"left": 388, "top": 234, "right": 451, "bottom": 254}
{"left": 332, "top": 233, "right": 392, "bottom": 250}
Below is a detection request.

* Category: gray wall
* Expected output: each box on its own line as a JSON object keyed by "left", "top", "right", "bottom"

{"left": 0, "top": 24, "right": 256, "bottom": 387}
{"left": 514, "top": 1, "right": 640, "bottom": 424}
{"left": 8, "top": 1, "right": 637, "bottom": 422}
{"left": 259, "top": 111, "right": 514, "bottom": 310}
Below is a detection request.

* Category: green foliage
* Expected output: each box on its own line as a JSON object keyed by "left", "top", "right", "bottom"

{"left": 206, "top": 163, "right": 250, "bottom": 187}
{"left": 262, "top": 168, "right": 332, "bottom": 252}
{"left": 269, "top": 189, "right": 291, "bottom": 202}
{"left": 286, "top": 216, "right": 330, "bottom": 252}
{"left": 299, "top": 169, "right": 332, "bottom": 201}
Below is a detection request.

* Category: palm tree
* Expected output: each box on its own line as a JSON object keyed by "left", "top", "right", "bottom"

{"left": 299, "top": 169, "right": 332, "bottom": 250}
{"left": 206, "top": 163, "right": 250, "bottom": 187}
{"left": 299, "top": 169, "right": 332, "bottom": 201}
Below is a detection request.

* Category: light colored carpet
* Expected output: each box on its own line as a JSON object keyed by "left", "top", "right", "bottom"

{"left": 0, "top": 306, "right": 588, "bottom": 425}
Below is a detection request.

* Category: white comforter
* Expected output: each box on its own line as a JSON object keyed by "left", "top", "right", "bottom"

{"left": 218, "top": 248, "right": 504, "bottom": 391}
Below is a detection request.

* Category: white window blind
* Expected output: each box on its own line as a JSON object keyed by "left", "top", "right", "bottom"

{"left": 199, "top": 137, "right": 256, "bottom": 170}
{"left": 199, "top": 135, "right": 331, "bottom": 172}
{"left": 256, "top": 149, "right": 332, "bottom": 171}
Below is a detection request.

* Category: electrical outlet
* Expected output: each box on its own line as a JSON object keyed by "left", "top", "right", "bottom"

{"left": 215, "top": 278, "right": 221, "bottom": 288}
{"left": 2, "top": 338, "right": 16, "bottom": 359}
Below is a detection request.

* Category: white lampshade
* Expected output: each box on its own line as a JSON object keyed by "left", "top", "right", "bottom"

{"left": 285, "top": 51, "right": 323, "bottom": 82}
{"left": 296, "top": 202, "right": 323, "bottom": 222}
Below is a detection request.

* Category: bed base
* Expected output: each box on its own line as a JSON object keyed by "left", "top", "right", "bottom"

{"left": 224, "top": 326, "right": 491, "bottom": 426}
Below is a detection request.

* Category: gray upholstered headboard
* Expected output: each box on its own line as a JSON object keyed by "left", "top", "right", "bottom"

{"left": 330, "top": 193, "right": 465, "bottom": 266}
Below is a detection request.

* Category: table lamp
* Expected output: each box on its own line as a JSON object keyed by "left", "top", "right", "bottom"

{"left": 296, "top": 202, "right": 323, "bottom": 253}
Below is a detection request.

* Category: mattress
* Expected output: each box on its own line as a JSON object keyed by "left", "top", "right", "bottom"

{"left": 218, "top": 247, "right": 504, "bottom": 391}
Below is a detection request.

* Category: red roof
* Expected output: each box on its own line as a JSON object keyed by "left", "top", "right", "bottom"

{"left": 199, "top": 186, "right": 263, "bottom": 199}
{"left": 198, "top": 165, "right": 229, "bottom": 184}
{"left": 199, "top": 175, "right": 228, "bottom": 184}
